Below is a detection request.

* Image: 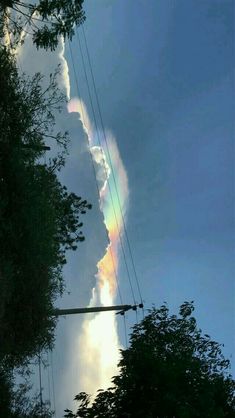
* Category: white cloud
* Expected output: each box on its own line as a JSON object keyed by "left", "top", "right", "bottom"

{"left": 16, "top": 36, "right": 70, "bottom": 107}
{"left": 91, "top": 145, "right": 111, "bottom": 192}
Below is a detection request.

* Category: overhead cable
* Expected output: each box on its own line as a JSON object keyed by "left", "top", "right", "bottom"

{"left": 68, "top": 41, "right": 124, "bottom": 306}
{"left": 81, "top": 25, "right": 144, "bottom": 308}
{"left": 75, "top": 30, "right": 136, "bottom": 304}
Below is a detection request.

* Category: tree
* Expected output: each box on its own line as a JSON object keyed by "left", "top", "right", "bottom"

{"left": 0, "top": 33, "right": 90, "bottom": 418}
{"left": 0, "top": 45, "right": 91, "bottom": 366}
{"left": 0, "top": 0, "right": 85, "bottom": 50}
{"left": 65, "top": 302, "right": 235, "bottom": 418}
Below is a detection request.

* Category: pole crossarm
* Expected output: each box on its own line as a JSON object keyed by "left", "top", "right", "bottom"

{"left": 21, "top": 144, "right": 51, "bottom": 151}
{"left": 54, "top": 303, "right": 143, "bottom": 316}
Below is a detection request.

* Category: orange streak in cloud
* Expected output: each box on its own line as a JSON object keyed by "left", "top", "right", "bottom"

{"left": 97, "top": 245, "right": 117, "bottom": 295}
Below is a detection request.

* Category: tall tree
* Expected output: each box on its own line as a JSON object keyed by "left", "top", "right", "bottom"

{"left": 65, "top": 302, "right": 235, "bottom": 418}
{"left": 0, "top": 45, "right": 91, "bottom": 366}
{"left": 0, "top": 0, "right": 85, "bottom": 49}
{"left": 0, "top": 43, "right": 91, "bottom": 418}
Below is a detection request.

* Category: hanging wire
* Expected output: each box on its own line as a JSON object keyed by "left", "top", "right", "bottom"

{"left": 38, "top": 352, "right": 43, "bottom": 412}
{"left": 68, "top": 41, "right": 126, "bottom": 306}
{"left": 47, "top": 352, "right": 52, "bottom": 408}
{"left": 80, "top": 25, "right": 144, "bottom": 312}
{"left": 74, "top": 32, "right": 135, "bottom": 304}
{"left": 50, "top": 350, "right": 57, "bottom": 418}
{"left": 74, "top": 31, "right": 136, "bottom": 305}
{"left": 135, "top": 305, "right": 139, "bottom": 324}
{"left": 123, "top": 314, "right": 128, "bottom": 348}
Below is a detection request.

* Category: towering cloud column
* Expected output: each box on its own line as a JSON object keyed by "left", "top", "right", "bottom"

{"left": 68, "top": 98, "right": 129, "bottom": 394}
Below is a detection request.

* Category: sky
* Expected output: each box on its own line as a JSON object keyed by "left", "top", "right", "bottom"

{"left": 18, "top": 0, "right": 234, "bottom": 416}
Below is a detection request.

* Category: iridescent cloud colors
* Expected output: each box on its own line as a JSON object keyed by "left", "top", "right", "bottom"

{"left": 68, "top": 98, "right": 128, "bottom": 393}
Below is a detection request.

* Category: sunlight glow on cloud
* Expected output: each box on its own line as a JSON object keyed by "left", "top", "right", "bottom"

{"left": 67, "top": 97, "right": 129, "bottom": 394}
{"left": 68, "top": 97, "right": 93, "bottom": 139}
{"left": 77, "top": 294, "right": 121, "bottom": 393}
{"left": 58, "top": 40, "right": 71, "bottom": 99}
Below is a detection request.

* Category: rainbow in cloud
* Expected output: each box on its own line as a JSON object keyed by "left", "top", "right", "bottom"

{"left": 68, "top": 98, "right": 128, "bottom": 299}
{"left": 67, "top": 97, "right": 129, "bottom": 393}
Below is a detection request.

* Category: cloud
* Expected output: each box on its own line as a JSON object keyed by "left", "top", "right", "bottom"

{"left": 65, "top": 97, "right": 129, "bottom": 397}
{"left": 68, "top": 97, "right": 93, "bottom": 137}
{"left": 17, "top": 36, "right": 70, "bottom": 99}
{"left": 16, "top": 38, "right": 129, "bottom": 413}
{"left": 91, "top": 146, "right": 111, "bottom": 193}
{"left": 77, "top": 306, "right": 121, "bottom": 393}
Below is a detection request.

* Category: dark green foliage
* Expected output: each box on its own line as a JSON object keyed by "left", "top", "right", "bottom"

{"left": 0, "top": 0, "right": 85, "bottom": 50}
{"left": 0, "top": 45, "right": 91, "bottom": 366}
{"left": 0, "top": 366, "right": 13, "bottom": 417}
{"left": 66, "top": 303, "right": 235, "bottom": 418}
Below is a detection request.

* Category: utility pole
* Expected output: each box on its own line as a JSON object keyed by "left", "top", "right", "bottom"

{"left": 21, "top": 144, "right": 51, "bottom": 151}
{"left": 54, "top": 303, "right": 143, "bottom": 317}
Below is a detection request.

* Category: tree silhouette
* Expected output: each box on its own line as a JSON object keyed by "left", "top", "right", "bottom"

{"left": 0, "top": 42, "right": 91, "bottom": 417}
{"left": 0, "top": 0, "right": 85, "bottom": 49}
{"left": 65, "top": 302, "right": 235, "bottom": 418}
{"left": 0, "top": 46, "right": 91, "bottom": 366}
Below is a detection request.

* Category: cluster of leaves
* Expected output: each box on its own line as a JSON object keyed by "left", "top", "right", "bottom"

{"left": 65, "top": 302, "right": 235, "bottom": 418}
{"left": 0, "top": 0, "right": 85, "bottom": 50}
{"left": 0, "top": 45, "right": 91, "bottom": 367}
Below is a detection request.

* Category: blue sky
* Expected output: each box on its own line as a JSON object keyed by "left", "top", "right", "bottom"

{"left": 19, "top": 0, "right": 234, "bottom": 415}
{"left": 67, "top": 0, "right": 234, "bottom": 366}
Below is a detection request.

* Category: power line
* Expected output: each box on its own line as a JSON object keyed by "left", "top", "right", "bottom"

{"left": 68, "top": 40, "right": 126, "bottom": 306}
{"left": 38, "top": 353, "right": 43, "bottom": 412}
{"left": 80, "top": 25, "right": 144, "bottom": 309}
{"left": 74, "top": 30, "right": 136, "bottom": 304}
{"left": 75, "top": 32, "right": 135, "bottom": 302}
{"left": 47, "top": 352, "right": 52, "bottom": 408}
{"left": 50, "top": 350, "right": 57, "bottom": 418}
{"left": 123, "top": 314, "right": 128, "bottom": 348}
